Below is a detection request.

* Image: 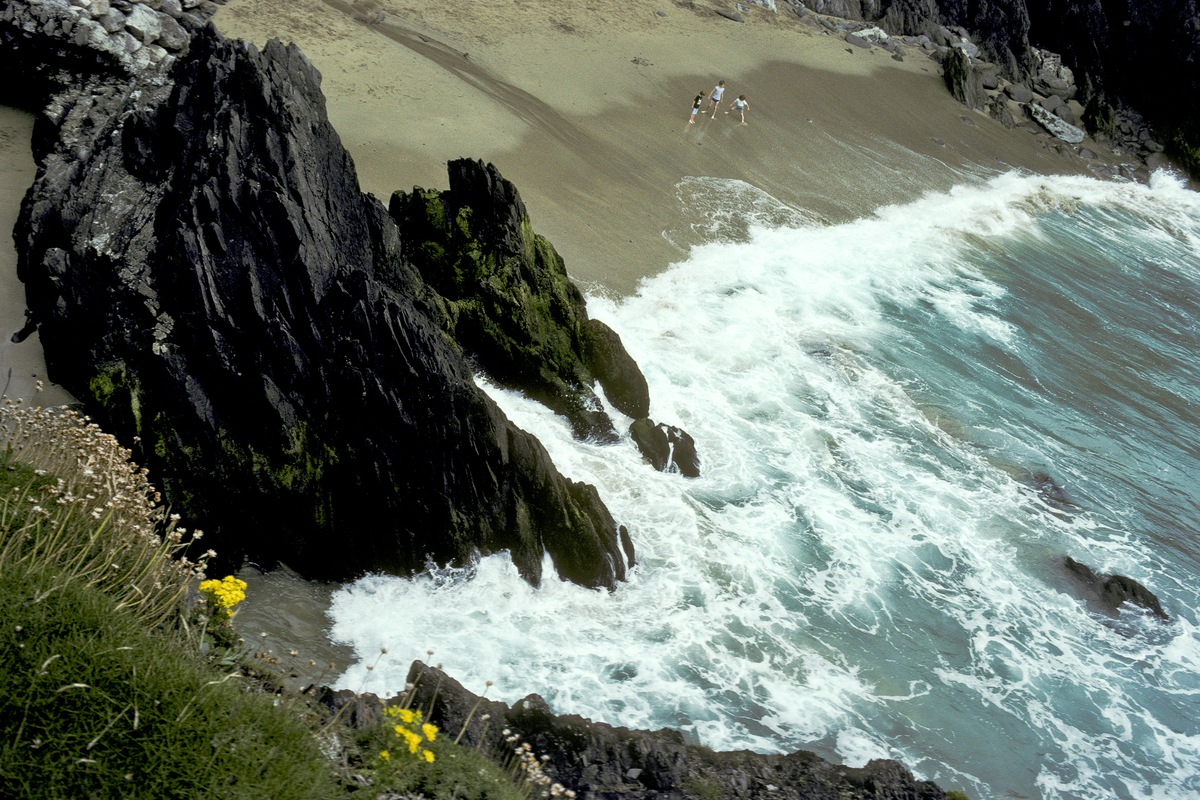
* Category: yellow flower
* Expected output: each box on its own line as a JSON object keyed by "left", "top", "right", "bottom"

{"left": 396, "top": 708, "right": 416, "bottom": 724}
{"left": 422, "top": 749, "right": 435, "bottom": 763}
{"left": 422, "top": 723, "right": 438, "bottom": 742}
{"left": 400, "top": 728, "right": 422, "bottom": 754}
{"left": 379, "top": 750, "right": 391, "bottom": 762}
{"left": 198, "top": 575, "right": 247, "bottom": 616}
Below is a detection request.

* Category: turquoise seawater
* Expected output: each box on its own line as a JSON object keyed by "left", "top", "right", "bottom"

{"left": 330, "top": 170, "right": 1200, "bottom": 800}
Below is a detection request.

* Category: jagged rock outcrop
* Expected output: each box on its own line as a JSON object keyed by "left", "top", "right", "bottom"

{"left": 387, "top": 661, "right": 950, "bottom": 800}
{"left": 13, "top": 22, "right": 633, "bottom": 589}
{"left": 1063, "top": 557, "right": 1169, "bottom": 621}
{"left": 388, "top": 159, "right": 650, "bottom": 442}
{"left": 939, "top": 46, "right": 984, "bottom": 111}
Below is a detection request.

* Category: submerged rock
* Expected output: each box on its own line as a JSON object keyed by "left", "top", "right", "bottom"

{"left": 1063, "top": 557, "right": 1169, "bottom": 621}
{"left": 14, "top": 24, "right": 630, "bottom": 589}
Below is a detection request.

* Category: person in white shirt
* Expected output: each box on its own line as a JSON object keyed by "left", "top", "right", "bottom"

{"left": 726, "top": 94, "right": 750, "bottom": 124}
{"left": 705, "top": 81, "right": 726, "bottom": 115}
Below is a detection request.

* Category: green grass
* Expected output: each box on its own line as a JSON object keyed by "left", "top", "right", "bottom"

{"left": 0, "top": 563, "right": 341, "bottom": 800}
{"left": 0, "top": 398, "right": 561, "bottom": 799}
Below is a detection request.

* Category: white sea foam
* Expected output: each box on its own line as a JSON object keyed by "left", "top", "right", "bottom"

{"left": 330, "top": 171, "right": 1200, "bottom": 799}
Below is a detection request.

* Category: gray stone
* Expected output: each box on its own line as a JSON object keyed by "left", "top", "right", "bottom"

{"left": 1004, "top": 83, "right": 1033, "bottom": 103}
{"left": 71, "top": 17, "right": 114, "bottom": 52}
{"left": 1028, "top": 102, "right": 1085, "bottom": 143}
{"left": 98, "top": 8, "right": 125, "bottom": 32}
{"left": 1037, "top": 94, "right": 1064, "bottom": 112}
{"left": 120, "top": 29, "right": 141, "bottom": 53}
{"left": 124, "top": 4, "right": 162, "bottom": 43}
{"left": 1054, "top": 103, "right": 1077, "bottom": 125}
{"left": 157, "top": 13, "right": 188, "bottom": 50}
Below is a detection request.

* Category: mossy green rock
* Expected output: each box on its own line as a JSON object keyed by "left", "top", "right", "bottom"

{"left": 389, "top": 159, "right": 650, "bottom": 439}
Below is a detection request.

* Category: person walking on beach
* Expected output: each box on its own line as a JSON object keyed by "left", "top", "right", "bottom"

{"left": 688, "top": 89, "right": 705, "bottom": 123}
{"left": 726, "top": 94, "right": 750, "bottom": 124}
{"left": 705, "top": 80, "right": 726, "bottom": 116}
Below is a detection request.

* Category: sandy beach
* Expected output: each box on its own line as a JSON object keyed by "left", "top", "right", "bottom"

{"left": 1, "top": 0, "right": 1124, "bottom": 401}
{"left": 209, "top": 0, "right": 1116, "bottom": 296}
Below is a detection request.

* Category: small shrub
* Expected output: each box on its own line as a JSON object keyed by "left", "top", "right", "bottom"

{"left": 0, "top": 400, "right": 209, "bottom": 628}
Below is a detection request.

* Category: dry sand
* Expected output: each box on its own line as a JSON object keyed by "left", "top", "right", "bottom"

{"left": 1, "top": 0, "right": 1126, "bottom": 403}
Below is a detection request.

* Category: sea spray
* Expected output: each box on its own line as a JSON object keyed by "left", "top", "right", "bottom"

{"left": 330, "top": 170, "right": 1200, "bottom": 800}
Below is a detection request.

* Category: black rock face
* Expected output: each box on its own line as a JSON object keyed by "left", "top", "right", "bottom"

{"left": 873, "top": 0, "right": 1200, "bottom": 154}
{"left": 15, "top": 26, "right": 630, "bottom": 589}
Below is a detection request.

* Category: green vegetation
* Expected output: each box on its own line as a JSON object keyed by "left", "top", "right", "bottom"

{"left": 0, "top": 397, "right": 567, "bottom": 799}
{"left": 0, "top": 563, "right": 338, "bottom": 799}
{"left": 1168, "top": 124, "right": 1200, "bottom": 182}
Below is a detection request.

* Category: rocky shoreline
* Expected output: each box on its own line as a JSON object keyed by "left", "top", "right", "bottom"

{"left": 320, "top": 662, "right": 952, "bottom": 800}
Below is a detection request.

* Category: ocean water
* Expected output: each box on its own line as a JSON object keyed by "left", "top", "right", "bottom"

{"left": 328, "top": 170, "right": 1200, "bottom": 800}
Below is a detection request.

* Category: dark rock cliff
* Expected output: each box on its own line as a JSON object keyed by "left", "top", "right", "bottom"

{"left": 796, "top": 0, "right": 1200, "bottom": 170}
{"left": 13, "top": 24, "right": 633, "bottom": 589}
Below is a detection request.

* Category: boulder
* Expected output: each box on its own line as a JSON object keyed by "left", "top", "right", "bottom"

{"left": 1027, "top": 102, "right": 1085, "bottom": 143}
{"left": 630, "top": 418, "right": 700, "bottom": 478}
{"left": 581, "top": 319, "right": 651, "bottom": 420}
{"left": 1004, "top": 82, "right": 1034, "bottom": 103}
{"left": 940, "top": 46, "right": 985, "bottom": 111}
{"left": 14, "top": 26, "right": 630, "bottom": 590}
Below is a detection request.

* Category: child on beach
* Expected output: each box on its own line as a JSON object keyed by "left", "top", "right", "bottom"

{"left": 688, "top": 90, "right": 704, "bottom": 123}
{"left": 726, "top": 94, "right": 750, "bottom": 124}
{"left": 705, "top": 80, "right": 726, "bottom": 115}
